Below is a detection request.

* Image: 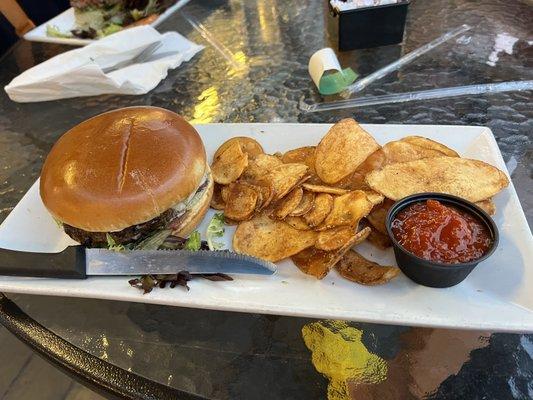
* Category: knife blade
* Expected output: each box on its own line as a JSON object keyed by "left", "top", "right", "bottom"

{"left": 0, "top": 246, "right": 276, "bottom": 279}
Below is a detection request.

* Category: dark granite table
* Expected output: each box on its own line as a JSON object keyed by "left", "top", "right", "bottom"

{"left": 0, "top": 0, "right": 532, "bottom": 399}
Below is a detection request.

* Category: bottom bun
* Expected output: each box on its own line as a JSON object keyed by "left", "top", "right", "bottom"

{"left": 172, "top": 172, "right": 214, "bottom": 238}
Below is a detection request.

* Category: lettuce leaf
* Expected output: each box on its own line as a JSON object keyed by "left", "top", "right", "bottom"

{"left": 130, "top": 0, "right": 159, "bottom": 20}
{"left": 46, "top": 25, "right": 72, "bottom": 38}
{"left": 106, "top": 233, "right": 125, "bottom": 252}
{"left": 99, "top": 23, "right": 123, "bottom": 37}
{"left": 206, "top": 213, "right": 225, "bottom": 251}
{"left": 133, "top": 229, "right": 172, "bottom": 250}
{"left": 184, "top": 231, "right": 201, "bottom": 251}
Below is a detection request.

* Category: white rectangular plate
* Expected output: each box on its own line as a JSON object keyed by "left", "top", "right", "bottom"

{"left": 0, "top": 124, "right": 532, "bottom": 332}
{"left": 23, "top": 0, "right": 190, "bottom": 46}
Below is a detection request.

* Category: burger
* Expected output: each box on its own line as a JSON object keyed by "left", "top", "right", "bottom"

{"left": 47, "top": 1, "right": 176, "bottom": 39}
{"left": 40, "top": 106, "right": 213, "bottom": 248}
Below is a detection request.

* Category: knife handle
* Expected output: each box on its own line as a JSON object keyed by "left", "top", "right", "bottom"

{"left": 0, "top": 246, "right": 87, "bottom": 279}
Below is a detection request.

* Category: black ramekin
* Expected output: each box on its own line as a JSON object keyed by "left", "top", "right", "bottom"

{"left": 327, "top": 1, "right": 411, "bottom": 51}
{"left": 386, "top": 193, "right": 499, "bottom": 288}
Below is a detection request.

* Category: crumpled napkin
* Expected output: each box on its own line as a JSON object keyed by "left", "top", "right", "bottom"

{"left": 5, "top": 26, "right": 203, "bottom": 102}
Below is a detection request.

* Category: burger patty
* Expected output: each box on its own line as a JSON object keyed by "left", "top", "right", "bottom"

{"left": 63, "top": 178, "right": 209, "bottom": 247}
{"left": 63, "top": 208, "right": 179, "bottom": 247}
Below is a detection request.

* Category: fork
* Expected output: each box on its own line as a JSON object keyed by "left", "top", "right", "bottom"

{"left": 99, "top": 41, "right": 162, "bottom": 74}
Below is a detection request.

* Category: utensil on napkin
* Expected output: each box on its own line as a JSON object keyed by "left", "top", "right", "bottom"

{"left": 4, "top": 25, "right": 203, "bottom": 102}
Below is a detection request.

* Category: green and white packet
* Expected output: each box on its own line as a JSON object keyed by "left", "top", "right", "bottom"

{"left": 308, "top": 48, "right": 357, "bottom": 95}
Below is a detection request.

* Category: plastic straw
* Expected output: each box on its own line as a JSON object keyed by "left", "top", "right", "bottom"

{"left": 300, "top": 81, "right": 533, "bottom": 112}
{"left": 180, "top": 10, "right": 245, "bottom": 70}
{"left": 343, "top": 24, "right": 472, "bottom": 96}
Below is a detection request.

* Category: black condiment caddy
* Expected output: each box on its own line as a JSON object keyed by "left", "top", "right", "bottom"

{"left": 327, "top": 1, "right": 411, "bottom": 51}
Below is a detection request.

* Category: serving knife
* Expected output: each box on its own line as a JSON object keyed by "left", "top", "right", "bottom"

{"left": 0, "top": 247, "right": 276, "bottom": 279}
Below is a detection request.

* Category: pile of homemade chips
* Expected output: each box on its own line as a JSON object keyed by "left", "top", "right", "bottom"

{"left": 210, "top": 119, "right": 508, "bottom": 285}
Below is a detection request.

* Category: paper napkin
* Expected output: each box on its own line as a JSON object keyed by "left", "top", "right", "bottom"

{"left": 5, "top": 25, "right": 203, "bottom": 102}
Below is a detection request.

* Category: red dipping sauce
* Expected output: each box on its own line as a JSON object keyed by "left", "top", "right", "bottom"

{"left": 391, "top": 199, "right": 492, "bottom": 264}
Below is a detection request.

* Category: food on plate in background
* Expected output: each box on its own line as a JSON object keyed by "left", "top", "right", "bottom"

{"left": 40, "top": 106, "right": 213, "bottom": 249}
{"left": 209, "top": 118, "right": 508, "bottom": 286}
{"left": 47, "top": 0, "right": 177, "bottom": 39}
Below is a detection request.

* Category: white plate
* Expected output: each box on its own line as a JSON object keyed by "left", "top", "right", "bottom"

{"left": 23, "top": 0, "right": 191, "bottom": 46}
{"left": 0, "top": 124, "right": 532, "bottom": 332}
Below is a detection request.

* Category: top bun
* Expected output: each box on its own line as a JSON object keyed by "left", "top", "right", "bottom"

{"left": 40, "top": 106, "right": 206, "bottom": 232}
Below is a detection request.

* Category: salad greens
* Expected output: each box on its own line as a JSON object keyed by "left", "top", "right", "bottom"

{"left": 46, "top": 0, "right": 167, "bottom": 40}
{"left": 129, "top": 226, "right": 231, "bottom": 293}
{"left": 46, "top": 25, "right": 73, "bottom": 38}
{"left": 134, "top": 229, "right": 172, "bottom": 250}
{"left": 129, "top": 271, "right": 233, "bottom": 294}
{"left": 184, "top": 231, "right": 201, "bottom": 251}
{"left": 106, "top": 233, "right": 125, "bottom": 252}
{"left": 100, "top": 23, "right": 123, "bottom": 36}
{"left": 131, "top": 0, "right": 159, "bottom": 21}
{"left": 206, "top": 213, "right": 225, "bottom": 251}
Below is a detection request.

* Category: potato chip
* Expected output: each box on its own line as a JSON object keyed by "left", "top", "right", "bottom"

{"left": 319, "top": 190, "right": 374, "bottom": 229}
{"left": 211, "top": 141, "right": 249, "bottom": 184}
{"left": 233, "top": 215, "right": 317, "bottom": 262}
{"left": 272, "top": 187, "right": 304, "bottom": 219}
{"left": 334, "top": 171, "right": 367, "bottom": 191}
{"left": 221, "top": 185, "right": 230, "bottom": 203}
{"left": 267, "top": 163, "right": 309, "bottom": 201}
{"left": 224, "top": 182, "right": 258, "bottom": 221}
{"left": 253, "top": 182, "right": 274, "bottom": 211}
{"left": 316, "top": 226, "right": 356, "bottom": 251}
{"left": 381, "top": 141, "right": 447, "bottom": 165}
{"left": 282, "top": 146, "right": 316, "bottom": 165}
{"left": 210, "top": 183, "right": 226, "bottom": 210}
{"left": 401, "top": 136, "right": 459, "bottom": 157}
{"left": 292, "top": 227, "right": 371, "bottom": 279}
{"left": 359, "top": 219, "right": 392, "bottom": 249}
{"left": 253, "top": 185, "right": 264, "bottom": 210}
{"left": 282, "top": 147, "right": 323, "bottom": 184}
{"left": 303, "top": 193, "right": 333, "bottom": 228}
{"left": 336, "top": 250, "right": 399, "bottom": 285}
{"left": 288, "top": 191, "right": 315, "bottom": 216}
{"left": 214, "top": 137, "right": 264, "bottom": 160}
{"left": 315, "top": 119, "right": 380, "bottom": 184}
{"left": 302, "top": 183, "right": 348, "bottom": 196}
{"left": 367, "top": 227, "right": 392, "bottom": 249}
{"left": 366, "top": 157, "right": 509, "bottom": 202}
{"left": 335, "top": 149, "right": 387, "bottom": 190}
{"left": 364, "top": 190, "right": 385, "bottom": 206}
{"left": 366, "top": 199, "right": 394, "bottom": 235}
{"left": 366, "top": 209, "right": 387, "bottom": 235}
{"left": 224, "top": 217, "right": 240, "bottom": 225}
{"left": 358, "top": 148, "right": 388, "bottom": 174}
{"left": 475, "top": 198, "right": 496, "bottom": 215}
{"left": 241, "top": 154, "right": 283, "bottom": 182}
{"left": 284, "top": 216, "right": 312, "bottom": 230}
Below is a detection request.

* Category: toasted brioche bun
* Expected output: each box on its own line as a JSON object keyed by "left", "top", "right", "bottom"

{"left": 40, "top": 106, "right": 208, "bottom": 232}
